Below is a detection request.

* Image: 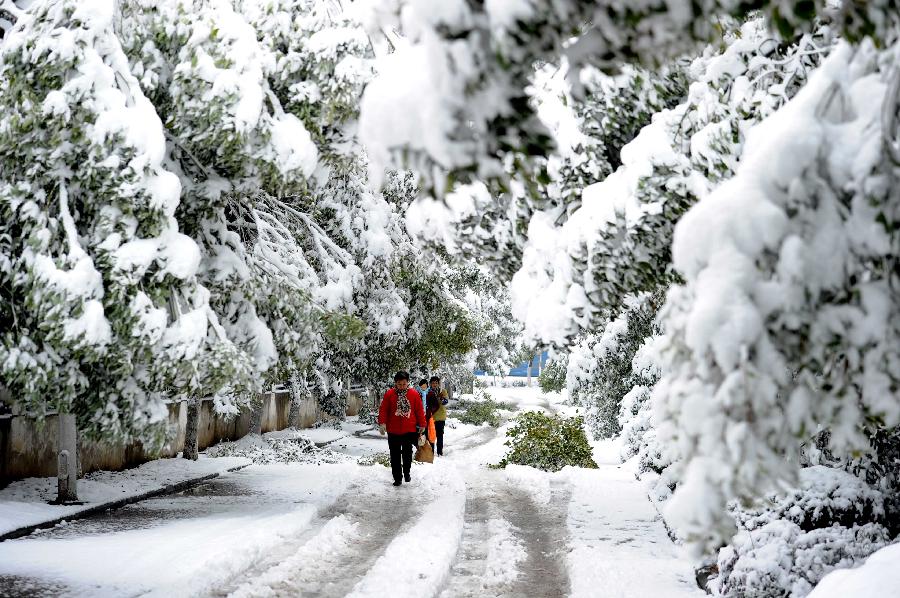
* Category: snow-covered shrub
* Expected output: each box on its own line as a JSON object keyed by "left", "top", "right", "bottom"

{"left": 715, "top": 521, "right": 891, "bottom": 598}
{"left": 538, "top": 355, "right": 567, "bottom": 394}
{"left": 358, "top": 452, "right": 391, "bottom": 468}
{"left": 494, "top": 411, "right": 597, "bottom": 472}
{"left": 356, "top": 396, "right": 377, "bottom": 426}
{"left": 451, "top": 391, "right": 506, "bottom": 427}
{"left": 735, "top": 467, "right": 889, "bottom": 533}
{"left": 713, "top": 467, "right": 893, "bottom": 597}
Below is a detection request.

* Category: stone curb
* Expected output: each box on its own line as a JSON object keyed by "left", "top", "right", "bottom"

{"left": 0, "top": 462, "right": 251, "bottom": 542}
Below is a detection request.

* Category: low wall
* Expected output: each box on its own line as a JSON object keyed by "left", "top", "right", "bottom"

{"left": 1, "top": 387, "right": 369, "bottom": 487}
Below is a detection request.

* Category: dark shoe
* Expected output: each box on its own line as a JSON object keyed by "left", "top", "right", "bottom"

{"left": 404, "top": 474, "right": 411, "bottom": 483}
{"left": 393, "top": 480, "right": 402, "bottom": 486}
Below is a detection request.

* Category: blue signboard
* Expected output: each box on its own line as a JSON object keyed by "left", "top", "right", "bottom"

{"left": 474, "top": 351, "right": 549, "bottom": 377}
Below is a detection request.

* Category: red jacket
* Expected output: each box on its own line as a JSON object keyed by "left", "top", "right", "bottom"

{"left": 378, "top": 388, "right": 425, "bottom": 434}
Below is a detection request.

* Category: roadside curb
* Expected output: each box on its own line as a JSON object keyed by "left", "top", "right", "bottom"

{"left": 0, "top": 462, "right": 251, "bottom": 542}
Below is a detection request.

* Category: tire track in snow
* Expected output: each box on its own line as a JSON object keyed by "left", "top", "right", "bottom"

{"left": 345, "top": 464, "right": 466, "bottom": 598}
{"left": 439, "top": 468, "right": 570, "bottom": 598}
{"left": 502, "top": 478, "right": 571, "bottom": 597}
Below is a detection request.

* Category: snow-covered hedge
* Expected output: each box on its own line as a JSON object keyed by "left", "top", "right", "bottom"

{"left": 713, "top": 467, "right": 894, "bottom": 597}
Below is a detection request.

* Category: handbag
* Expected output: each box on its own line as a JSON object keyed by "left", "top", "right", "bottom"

{"left": 427, "top": 418, "right": 437, "bottom": 443}
{"left": 415, "top": 439, "right": 434, "bottom": 463}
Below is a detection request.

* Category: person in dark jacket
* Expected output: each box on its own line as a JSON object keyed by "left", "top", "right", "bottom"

{"left": 378, "top": 371, "right": 426, "bottom": 486}
{"left": 423, "top": 378, "right": 440, "bottom": 452}
{"left": 427, "top": 376, "right": 449, "bottom": 456}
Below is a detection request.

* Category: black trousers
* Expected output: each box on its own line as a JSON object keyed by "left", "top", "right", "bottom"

{"left": 434, "top": 420, "right": 445, "bottom": 455}
{"left": 387, "top": 432, "right": 417, "bottom": 482}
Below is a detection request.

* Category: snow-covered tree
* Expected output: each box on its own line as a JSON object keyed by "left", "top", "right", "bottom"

{"left": 513, "top": 18, "right": 832, "bottom": 345}
{"left": 0, "top": 0, "right": 248, "bottom": 440}
{"left": 357, "top": 0, "right": 900, "bottom": 570}
{"left": 656, "top": 38, "right": 900, "bottom": 553}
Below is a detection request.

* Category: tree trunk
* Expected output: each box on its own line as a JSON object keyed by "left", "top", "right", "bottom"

{"left": 249, "top": 391, "right": 265, "bottom": 435}
{"left": 288, "top": 373, "right": 303, "bottom": 428}
{"left": 183, "top": 397, "right": 200, "bottom": 460}
{"left": 56, "top": 413, "right": 78, "bottom": 503}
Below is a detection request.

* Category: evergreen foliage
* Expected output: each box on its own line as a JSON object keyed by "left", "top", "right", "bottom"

{"left": 537, "top": 355, "right": 567, "bottom": 394}
{"left": 494, "top": 411, "right": 598, "bottom": 472}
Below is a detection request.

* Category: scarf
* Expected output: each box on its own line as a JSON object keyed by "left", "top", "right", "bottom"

{"left": 394, "top": 388, "right": 411, "bottom": 418}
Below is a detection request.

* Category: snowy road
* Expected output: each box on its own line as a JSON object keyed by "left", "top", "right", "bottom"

{"left": 0, "top": 388, "right": 702, "bottom": 598}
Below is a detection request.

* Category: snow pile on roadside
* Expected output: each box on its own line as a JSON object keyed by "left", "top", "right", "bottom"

{"left": 0, "top": 455, "right": 249, "bottom": 536}
{"left": 712, "top": 466, "right": 893, "bottom": 597}
{"left": 206, "top": 431, "right": 352, "bottom": 465}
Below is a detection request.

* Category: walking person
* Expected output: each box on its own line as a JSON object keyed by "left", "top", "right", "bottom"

{"left": 378, "top": 371, "right": 425, "bottom": 486}
{"left": 427, "top": 376, "right": 449, "bottom": 456}
{"left": 417, "top": 378, "right": 429, "bottom": 405}
{"left": 424, "top": 379, "right": 440, "bottom": 452}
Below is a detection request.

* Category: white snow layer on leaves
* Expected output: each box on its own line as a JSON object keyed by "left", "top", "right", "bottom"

{"left": 360, "top": 36, "right": 464, "bottom": 188}
{"left": 656, "top": 41, "right": 899, "bottom": 552}
{"left": 807, "top": 542, "right": 900, "bottom": 598}
{"left": 510, "top": 109, "right": 688, "bottom": 346}
{"left": 268, "top": 111, "right": 319, "bottom": 178}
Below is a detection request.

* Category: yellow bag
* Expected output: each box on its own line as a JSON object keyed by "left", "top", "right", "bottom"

{"left": 415, "top": 438, "right": 434, "bottom": 463}
{"left": 427, "top": 418, "right": 437, "bottom": 443}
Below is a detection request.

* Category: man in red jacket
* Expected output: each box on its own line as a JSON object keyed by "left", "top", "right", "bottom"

{"left": 378, "top": 370, "right": 426, "bottom": 486}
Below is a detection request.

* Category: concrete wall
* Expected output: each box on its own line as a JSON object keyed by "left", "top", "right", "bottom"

{"left": 0, "top": 388, "right": 366, "bottom": 487}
